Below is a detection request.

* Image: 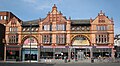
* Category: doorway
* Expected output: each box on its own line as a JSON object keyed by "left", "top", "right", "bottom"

{"left": 22, "top": 49, "right": 38, "bottom": 61}
{"left": 77, "top": 51, "right": 84, "bottom": 60}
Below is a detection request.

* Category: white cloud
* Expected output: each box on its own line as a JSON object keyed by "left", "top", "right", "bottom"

{"left": 22, "top": 0, "right": 37, "bottom": 4}
{"left": 36, "top": 3, "right": 52, "bottom": 10}
{"left": 22, "top": 0, "right": 61, "bottom": 11}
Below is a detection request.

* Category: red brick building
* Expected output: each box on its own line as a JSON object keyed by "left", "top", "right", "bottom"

{"left": 0, "top": 4, "right": 114, "bottom": 62}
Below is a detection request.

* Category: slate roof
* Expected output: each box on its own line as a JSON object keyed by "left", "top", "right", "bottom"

{"left": 22, "top": 19, "right": 91, "bottom": 27}
{"left": 22, "top": 19, "right": 40, "bottom": 27}
{"left": 71, "top": 19, "right": 90, "bottom": 25}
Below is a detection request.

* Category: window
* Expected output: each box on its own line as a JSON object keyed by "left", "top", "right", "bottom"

{"left": 43, "top": 24, "right": 52, "bottom": 31}
{"left": 81, "top": 27, "right": 85, "bottom": 31}
{"left": 96, "top": 25, "right": 107, "bottom": 31}
{"left": 72, "top": 27, "right": 75, "bottom": 30}
{"left": 42, "top": 34, "right": 52, "bottom": 44}
{"left": 86, "top": 27, "right": 90, "bottom": 31}
{"left": 0, "top": 16, "right": 3, "bottom": 20}
{"left": 56, "top": 24, "right": 66, "bottom": 30}
{"left": 96, "top": 34, "right": 108, "bottom": 44}
{"left": 99, "top": 19, "right": 105, "bottom": 23}
{"left": 4, "top": 16, "right": 7, "bottom": 20}
{"left": 56, "top": 34, "right": 66, "bottom": 44}
{"left": 9, "top": 27, "right": 18, "bottom": 33}
{"left": 8, "top": 34, "right": 18, "bottom": 43}
{"left": 76, "top": 27, "right": 80, "bottom": 30}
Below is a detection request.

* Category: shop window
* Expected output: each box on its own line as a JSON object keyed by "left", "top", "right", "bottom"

{"left": 6, "top": 51, "right": 19, "bottom": 60}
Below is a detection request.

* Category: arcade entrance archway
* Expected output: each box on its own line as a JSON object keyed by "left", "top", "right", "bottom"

{"left": 22, "top": 36, "right": 38, "bottom": 62}
{"left": 71, "top": 35, "right": 91, "bottom": 60}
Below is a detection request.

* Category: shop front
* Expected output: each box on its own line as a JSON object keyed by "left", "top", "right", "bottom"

{"left": 6, "top": 46, "right": 20, "bottom": 61}
{"left": 22, "top": 49, "right": 38, "bottom": 61}
{"left": 40, "top": 46, "right": 68, "bottom": 60}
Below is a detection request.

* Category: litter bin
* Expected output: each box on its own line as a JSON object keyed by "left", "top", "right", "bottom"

{"left": 91, "top": 58, "right": 94, "bottom": 63}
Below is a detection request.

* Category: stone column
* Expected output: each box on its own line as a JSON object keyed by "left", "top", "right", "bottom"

{"left": 4, "top": 44, "right": 6, "bottom": 61}
{"left": 19, "top": 47, "right": 21, "bottom": 61}
{"left": 68, "top": 46, "right": 71, "bottom": 61}
{"left": 90, "top": 48, "right": 93, "bottom": 59}
{"left": 111, "top": 48, "right": 115, "bottom": 58}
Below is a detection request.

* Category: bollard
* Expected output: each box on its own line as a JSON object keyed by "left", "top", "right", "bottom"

{"left": 91, "top": 58, "right": 94, "bottom": 63}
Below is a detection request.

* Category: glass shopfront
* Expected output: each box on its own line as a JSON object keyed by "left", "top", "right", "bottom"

{"left": 22, "top": 49, "right": 38, "bottom": 61}
{"left": 6, "top": 50, "right": 19, "bottom": 61}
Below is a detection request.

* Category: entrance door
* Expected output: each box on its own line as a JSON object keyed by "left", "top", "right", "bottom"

{"left": 25, "top": 54, "right": 37, "bottom": 61}
{"left": 22, "top": 49, "right": 38, "bottom": 61}
{"left": 77, "top": 51, "right": 84, "bottom": 60}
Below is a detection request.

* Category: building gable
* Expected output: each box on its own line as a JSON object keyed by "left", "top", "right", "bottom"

{"left": 91, "top": 10, "right": 113, "bottom": 25}
{"left": 41, "top": 4, "right": 67, "bottom": 24}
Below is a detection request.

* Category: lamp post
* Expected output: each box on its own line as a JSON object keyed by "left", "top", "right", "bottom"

{"left": 30, "top": 23, "right": 32, "bottom": 62}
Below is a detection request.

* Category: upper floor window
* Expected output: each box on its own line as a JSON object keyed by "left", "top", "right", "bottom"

{"left": 4, "top": 16, "right": 7, "bottom": 20}
{"left": 99, "top": 19, "right": 105, "bottom": 23}
{"left": 86, "top": 27, "right": 90, "bottom": 31}
{"left": 43, "top": 24, "right": 52, "bottom": 31}
{"left": 0, "top": 16, "right": 7, "bottom": 20}
{"left": 96, "top": 25, "right": 107, "bottom": 31}
{"left": 0, "top": 16, "right": 3, "bottom": 20}
{"left": 8, "top": 34, "right": 18, "bottom": 43}
{"left": 56, "top": 34, "right": 66, "bottom": 44}
{"left": 71, "top": 26, "right": 90, "bottom": 31}
{"left": 56, "top": 24, "right": 66, "bottom": 30}
{"left": 42, "top": 34, "right": 52, "bottom": 44}
{"left": 96, "top": 34, "right": 109, "bottom": 44}
{"left": 9, "top": 27, "right": 18, "bottom": 33}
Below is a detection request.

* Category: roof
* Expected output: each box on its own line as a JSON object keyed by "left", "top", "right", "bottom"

{"left": 22, "top": 19, "right": 91, "bottom": 26}
{"left": 71, "top": 19, "right": 90, "bottom": 25}
{"left": 22, "top": 19, "right": 39, "bottom": 27}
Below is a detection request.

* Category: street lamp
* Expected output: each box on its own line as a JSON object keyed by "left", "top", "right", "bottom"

{"left": 29, "top": 23, "right": 32, "bottom": 62}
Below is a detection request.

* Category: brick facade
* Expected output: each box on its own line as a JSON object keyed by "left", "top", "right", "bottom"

{"left": 0, "top": 4, "right": 114, "bottom": 61}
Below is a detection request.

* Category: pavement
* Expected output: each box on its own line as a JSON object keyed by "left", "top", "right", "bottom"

{"left": 0, "top": 62, "right": 120, "bottom": 66}
{"left": 0, "top": 58, "right": 120, "bottom": 64}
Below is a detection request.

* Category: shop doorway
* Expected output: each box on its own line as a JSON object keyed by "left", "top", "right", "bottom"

{"left": 22, "top": 49, "right": 38, "bottom": 61}
{"left": 77, "top": 51, "right": 84, "bottom": 60}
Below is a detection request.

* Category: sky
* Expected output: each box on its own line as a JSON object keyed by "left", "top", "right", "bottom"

{"left": 0, "top": 0, "right": 120, "bottom": 35}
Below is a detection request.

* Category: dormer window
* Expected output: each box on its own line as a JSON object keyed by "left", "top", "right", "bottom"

{"left": 0, "top": 16, "right": 3, "bottom": 20}
{"left": 4, "top": 16, "right": 7, "bottom": 20}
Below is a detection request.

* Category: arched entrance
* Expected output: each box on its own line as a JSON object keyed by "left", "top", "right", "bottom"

{"left": 71, "top": 35, "right": 91, "bottom": 60}
{"left": 22, "top": 36, "right": 38, "bottom": 62}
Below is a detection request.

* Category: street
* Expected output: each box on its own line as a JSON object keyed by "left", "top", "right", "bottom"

{"left": 0, "top": 62, "right": 120, "bottom": 66}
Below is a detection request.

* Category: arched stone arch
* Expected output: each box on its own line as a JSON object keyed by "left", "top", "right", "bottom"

{"left": 71, "top": 35, "right": 91, "bottom": 46}
{"left": 21, "top": 36, "right": 38, "bottom": 44}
